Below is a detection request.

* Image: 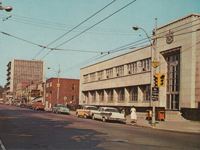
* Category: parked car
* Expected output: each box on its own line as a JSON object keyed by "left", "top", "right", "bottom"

{"left": 52, "top": 104, "right": 70, "bottom": 114}
{"left": 76, "top": 105, "right": 99, "bottom": 119}
{"left": 25, "top": 103, "right": 35, "bottom": 109}
{"left": 32, "top": 102, "right": 45, "bottom": 110}
{"left": 19, "top": 103, "right": 26, "bottom": 108}
{"left": 92, "top": 107, "right": 126, "bottom": 123}
{"left": 5, "top": 101, "right": 9, "bottom": 105}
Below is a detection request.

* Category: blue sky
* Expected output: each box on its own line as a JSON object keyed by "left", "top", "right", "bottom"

{"left": 0, "top": 0, "right": 199, "bottom": 86}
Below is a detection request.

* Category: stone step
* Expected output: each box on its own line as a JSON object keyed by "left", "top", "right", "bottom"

{"left": 165, "top": 111, "right": 188, "bottom": 121}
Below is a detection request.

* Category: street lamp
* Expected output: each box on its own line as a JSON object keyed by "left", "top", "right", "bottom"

{"left": 133, "top": 25, "right": 157, "bottom": 127}
{"left": 48, "top": 65, "right": 60, "bottom": 105}
{"left": 0, "top": 2, "right": 12, "bottom": 12}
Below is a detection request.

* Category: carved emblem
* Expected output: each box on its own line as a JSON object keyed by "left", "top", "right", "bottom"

{"left": 166, "top": 30, "right": 174, "bottom": 44}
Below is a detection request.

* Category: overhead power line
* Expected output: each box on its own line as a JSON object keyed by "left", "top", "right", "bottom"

{"left": 32, "top": 0, "right": 117, "bottom": 60}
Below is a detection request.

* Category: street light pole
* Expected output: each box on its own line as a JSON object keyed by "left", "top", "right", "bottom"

{"left": 0, "top": 2, "right": 12, "bottom": 12}
{"left": 133, "top": 21, "right": 157, "bottom": 127}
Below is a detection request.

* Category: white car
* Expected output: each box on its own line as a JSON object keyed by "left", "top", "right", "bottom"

{"left": 92, "top": 107, "right": 126, "bottom": 123}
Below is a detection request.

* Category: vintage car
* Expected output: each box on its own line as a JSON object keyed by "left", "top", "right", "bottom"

{"left": 92, "top": 107, "right": 126, "bottom": 123}
{"left": 32, "top": 102, "right": 45, "bottom": 110}
{"left": 52, "top": 104, "right": 70, "bottom": 114}
{"left": 76, "top": 105, "right": 99, "bottom": 119}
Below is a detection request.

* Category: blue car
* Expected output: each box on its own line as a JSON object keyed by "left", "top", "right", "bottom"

{"left": 52, "top": 104, "right": 70, "bottom": 114}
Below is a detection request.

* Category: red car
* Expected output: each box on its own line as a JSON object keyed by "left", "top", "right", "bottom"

{"left": 32, "top": 102, "right": 45, "bottom": 110}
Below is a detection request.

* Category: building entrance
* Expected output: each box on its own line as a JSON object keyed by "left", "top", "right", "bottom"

{"left": 163, "top": 48, "right": 180, "bottom": 110}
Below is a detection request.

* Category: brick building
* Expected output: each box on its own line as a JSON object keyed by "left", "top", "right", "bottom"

{"left": 45, "top": 78, "right": 79, "bottom": 109}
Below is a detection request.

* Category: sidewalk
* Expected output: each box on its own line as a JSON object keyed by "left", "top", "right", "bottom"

{"left": 70, "top": 111, "right": 200, "bottom": 133}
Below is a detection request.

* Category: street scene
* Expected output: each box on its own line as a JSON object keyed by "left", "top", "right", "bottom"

{"left": 0, "top": 0, "right": 200, "bottom": 150}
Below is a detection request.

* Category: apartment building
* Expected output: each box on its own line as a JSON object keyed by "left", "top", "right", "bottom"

{"left": 6, "top": 59, "right": 46, "bottom": 98}
{"left": 80, "top": 13, "right": 200, "bottom": 110}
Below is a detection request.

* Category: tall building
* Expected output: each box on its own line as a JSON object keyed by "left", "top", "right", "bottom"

{"left": 79, "top": 13, "right": 200, "bottom": 111}
{"left": 6, "top": 59, "right": 46, "bottom": 97}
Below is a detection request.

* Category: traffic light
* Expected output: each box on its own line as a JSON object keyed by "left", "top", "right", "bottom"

{"left": 153, "top": 74, "right": 158, "bottom": 87}
{"left": 158, "top": 73, "right": 165, "bottom": 87}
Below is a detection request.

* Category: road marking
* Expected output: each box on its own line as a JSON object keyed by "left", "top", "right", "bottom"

{"left": 0, "top": 139, "right": 6, "bottom": 150}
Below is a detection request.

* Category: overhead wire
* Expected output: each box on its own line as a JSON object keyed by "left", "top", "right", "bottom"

{"left": 32, "top": 0, "right": 117, "bottom": 60}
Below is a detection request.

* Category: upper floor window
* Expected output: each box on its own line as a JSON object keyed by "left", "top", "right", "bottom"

{"left": 46, "top": 82, "right": 49, "bottom": 88}
{"left": 97, "top": 70, "right": 103, "bottom": 80}
{"left": 91, "top": 91, "right": 96, "bottom": 102}
{"left": 143, "top": 85, "right": 151, "bottom": 101}
{"left": 141, "top": 58, "right": 151, "bottom": 71}
{"left": 106, "top": 68, "right": 113, "bottom": 78}
{"left": 72, "top": 95, "right": 75, "bottom": 101}
{"left": 129, "top": 86, "right": 138, "bottom": 101}
{"left": 83, "top": 74, "right": 88, "bottom": 83}
{"left": 90, "top": 72, "right": 96, "bottom": 82}
{"left": 127, "top": 62, "right": 137, "bottom": 74}
{"left": 72, "top": 84, "right": 75, "bottom": 90}
{"left": 117, "top": 88, "right": 125, "bottom": 101}
{"left": 116, "top": 65, "right": 124, "bottom": 76}
{"left": 50, "top": 81, "right": 52, "bottom": 87}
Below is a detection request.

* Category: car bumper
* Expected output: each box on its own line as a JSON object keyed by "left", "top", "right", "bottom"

{"left": 107, "top": 117, "right": 126, "bottom": 122}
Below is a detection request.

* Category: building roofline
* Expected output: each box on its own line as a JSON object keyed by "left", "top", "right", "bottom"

{"left": 80, "top": 44, "right": 151, "bottom": 70}
{"left": 46, "top": 77, "right": 79, "bottom": 81}
{"left": 156, "top": 13, "right": 200, "bottom": 30}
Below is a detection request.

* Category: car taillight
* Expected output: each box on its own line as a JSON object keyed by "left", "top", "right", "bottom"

{"left": 124, "top": 114, "right": 126, "bottom": 117}
{"left": 109, "top": 113, "right": 112, "bottom": 116}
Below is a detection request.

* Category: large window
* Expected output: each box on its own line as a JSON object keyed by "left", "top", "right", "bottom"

{"left": 98, "top": 90, "right": 104, "bottom": 102}
{"left": 129, "top": 86, "right": 138, "bottom": 101}
{"left": 107, "top": 89, "right": 113, "bottom": 101}
{"left": 118, "top": 88, "right": 125, "bottom": 101}
{"left": 83, "top": 74, "right": 88, "bottom": 83}
{"left": 91, "top": 91, "right": 96, "bottom": 102}
{"left": 143, "top": 85, "right": 151, "bottom": 101}
{"left": 166, "top": 54, "right": 179, "bottom": 92}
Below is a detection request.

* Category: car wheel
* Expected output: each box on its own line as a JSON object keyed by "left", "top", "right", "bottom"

{"left": 56, "top": 111, "right": 59, "bottom": 114}
{"left": 84, "top": 114, "right": 87, "bottom": 119}
{"left": 52, "top": 111, "right": 54, "bottom": 113}
{"left": 102, "top": 117, "right": 106, "bottom": 122}
{"left": 76, "top": 113, "right": 79, "bottom": 117}
{"left": 92, "top": 115, "right": 95, "bottom": 120}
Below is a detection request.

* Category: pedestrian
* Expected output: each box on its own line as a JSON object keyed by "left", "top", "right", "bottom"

{"left": 130, "top": 106, "right": 137, "bottom": 124}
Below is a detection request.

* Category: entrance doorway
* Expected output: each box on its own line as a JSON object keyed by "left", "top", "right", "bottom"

{"left": 163, "top": 49, "right": 180, "bottom": 110}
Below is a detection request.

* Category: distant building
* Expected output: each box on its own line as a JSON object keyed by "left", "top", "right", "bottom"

{"left": 6, "top": 59, "right": 46, "bottom": 98}
{"left": 13, "top": 82, "right": 30, "bottom": 100}
{"left": 79, "top": 13, "right": 200, "bottom": 110}
{"left": 45, "top": 78, "right": 79, "bottom": 109}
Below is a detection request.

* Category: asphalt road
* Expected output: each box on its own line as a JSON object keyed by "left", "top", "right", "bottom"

{"left": 0, "top": 104, "right": 200, "bottom": 150}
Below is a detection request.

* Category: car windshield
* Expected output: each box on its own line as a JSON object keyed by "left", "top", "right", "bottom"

{"left": 86, "top": 107, "right": 98, "bottom": 110}
{"left": 58, "top": 105, "right": 66, "bottom": 107}
{"left": 105, "top": 109, "right": 118, "bottom": 112}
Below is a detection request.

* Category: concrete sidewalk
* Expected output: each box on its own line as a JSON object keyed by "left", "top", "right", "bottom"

{"left": 69, "top": 111, "right": 200, "bottom": 133}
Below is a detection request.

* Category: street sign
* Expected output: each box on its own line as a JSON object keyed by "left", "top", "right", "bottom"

{"left": 152, "top": 87, "right": 159, "bottom": 101}
{"left": 64, "top": 96, "right": 67, "bottom": 100}
{"left": 152, "top": 61, "right": 159, "bottom": 68}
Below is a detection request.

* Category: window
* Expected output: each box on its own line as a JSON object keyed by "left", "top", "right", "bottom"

{"left": 143, "top": 85, "right": 151, "bottom": 101}
{"left": 91, "top": 91, "right": 96, "bottom": 102}
{"left": 90, "top": 73, "right": 96, "bottom": 82}
{"left": 97, "top": 70, "right": 103, "bottom": 80}
{"left": 118, "top": 88, "right": 125, "bottom": 101}
{"left": 83, "top": 74, "right": 88, "bottom": 83}
{"left": 72, "top": 84, "right": 75, "bottom": 90}
{"left": 46, "top": 92, "right": 49, "bottom": 97}
{"left": 141, "top": 58, "right": 151, "bottom": 71}
{"left": 98, "top": 90, "right": 104, "bottom": 102}
{"left": 127, "top": 62, "right": 137, "bottom": 74}
{"left": 72, "top": 96, "right": 75, "bottom": 101}
{"left": 46, "top": 82, "right": 49, "bottom": 88}
{"left": 50, "top": 81, "right": 52, "bottom": 87}
{"left": 116, "top": 65, "right": 124, "bottom": 76}
{"left": 107, "top": 89, "right": 113, "bottom": 101}
{"left": 129, "top": 86, "right": 138, "bottom": 101}
{"left": 106, "top": 68, "right": 113, "bottom": 78}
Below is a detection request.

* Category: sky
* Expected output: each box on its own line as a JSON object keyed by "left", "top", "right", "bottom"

{"left": 0, "top": 0, "right": 199, "bottom": 86}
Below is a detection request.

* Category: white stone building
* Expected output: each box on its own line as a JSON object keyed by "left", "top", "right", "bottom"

{"left": 79, "top": 13, "right": 200, "bottom": 110}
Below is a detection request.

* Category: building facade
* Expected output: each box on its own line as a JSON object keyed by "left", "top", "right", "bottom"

{"left": 80, "top": 13, "right": 200, "bottom": 110}
{"left": 6, "top": 59, "right": 46, "bottom": 97}
{"left": 45, "top": 78, "right": 79, "bottom": 109}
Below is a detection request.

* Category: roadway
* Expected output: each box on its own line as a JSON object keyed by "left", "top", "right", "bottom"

{"left": 0, "top": 104, "right": 199, "bottom": 150}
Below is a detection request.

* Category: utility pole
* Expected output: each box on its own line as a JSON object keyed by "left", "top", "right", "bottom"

{"left": 152, "top": 18, "right": 158, "bottom": 127}
{"left": 57, "top": 65, "right": 60, "bottom": 104}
